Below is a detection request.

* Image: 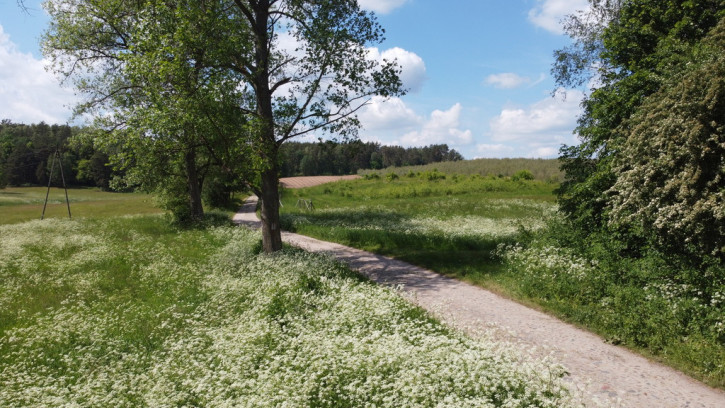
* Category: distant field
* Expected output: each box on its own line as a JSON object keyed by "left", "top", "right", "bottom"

{"left": 358, "top": 158, "right": 563, "bottom": 182}
{"left": 0, "top": 187, "right": 160, "bottom": 225}
{"left": 280, "top": 175, "right": 360, "bottom": 188}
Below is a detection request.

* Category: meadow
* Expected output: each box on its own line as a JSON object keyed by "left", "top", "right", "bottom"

{"left": 280, "top": 172, "right": 725, "bottom": 389}
{"left": 0, "top": 187, "right": 161, "bottom": 224}
{"left": 0, "top": 187, "right": 578, "bottom": 407}
{"left": 358, "top": 158, "right": 563, "bottom": 182}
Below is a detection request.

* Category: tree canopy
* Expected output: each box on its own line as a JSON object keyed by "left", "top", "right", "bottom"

{"left": 554, "top": 0, "right": 725, "bottom": 261}
{"left": 43, "top": 0, "right": 404, "bottom": 246}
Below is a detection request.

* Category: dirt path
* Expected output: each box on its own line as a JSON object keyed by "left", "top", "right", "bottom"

{"left": 233, "top": 196, "right": 725, "bottom": 408}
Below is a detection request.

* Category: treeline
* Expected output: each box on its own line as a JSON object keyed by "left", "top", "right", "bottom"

{"left": 0, "top": 121, "right": 112, "bottom": 190}
{"left": 1, "top": 121, "right": 464, "bottom": 193}
{"left": 279, "top": 141, "right": 463, "bottom": 177}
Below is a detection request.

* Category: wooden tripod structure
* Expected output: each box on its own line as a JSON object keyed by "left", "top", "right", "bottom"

{"left": 41, "top": 148, "right": 72, "bottom": 220}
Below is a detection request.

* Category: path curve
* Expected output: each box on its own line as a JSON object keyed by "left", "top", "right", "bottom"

{"left": 233, "top": 196, "right": 725, "bottom": 408}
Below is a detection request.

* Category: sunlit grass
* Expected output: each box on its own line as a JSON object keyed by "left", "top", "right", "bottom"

{"left": 0, "top": 187, "right": 160, "bottom": 224}
{"left": 280, "top": 175, "right": 556, "bottom": 288}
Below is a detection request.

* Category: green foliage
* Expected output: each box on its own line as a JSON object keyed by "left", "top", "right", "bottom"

{"left": 499, "top": 219, "right": 725, "bottom": 388}
{"left": 0, "top": 121, "right": 111, "bottom": 189}
{"left": 608, "top": 18, "right": 725, "bottom": 259}
{"left": 279, "top": 141, "right": 462, "bottom": 177}
{"left": 512, "top": 169, "right": 535, "bottom": 181}
{"left": 554, "top": 1, "right": 725, "bottom": 262}
{"left": 43, "top": 0, "right": 406, "bottom": 251}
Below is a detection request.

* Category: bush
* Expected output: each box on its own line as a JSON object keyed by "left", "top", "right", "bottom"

{"left": 512, "top": 170, "right": 535, "bottom": 181}
{"left": 385, "top": 172, "right": 399, "bottom": 182}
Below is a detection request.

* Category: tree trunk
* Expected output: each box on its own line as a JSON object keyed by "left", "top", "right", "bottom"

{"left": 185, "top": 148, "right": 204, "bottom": 221}
{"left": 259, "top": 165, "right": 283, "bottom": 252}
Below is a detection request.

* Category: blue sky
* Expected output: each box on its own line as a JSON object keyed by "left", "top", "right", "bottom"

{"left": 0, "top": 0, "right": 589, "bottom": 158}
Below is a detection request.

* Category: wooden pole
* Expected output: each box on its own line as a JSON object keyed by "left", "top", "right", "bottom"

{"left": 57, "top": 150, "right": 72, "bottom": 219}
{"left": 40, "top": 150, "right": 57, "bottom": 220}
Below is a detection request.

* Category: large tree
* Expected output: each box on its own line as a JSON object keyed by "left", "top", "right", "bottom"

{"left": 222, "top": 0, "right": 404, "bottom": 251}
{"left": 43, "top": 0, "right": 403, "bottom": 248}
{"left": 43, "top": 0, "right": 254, "bottom": 222}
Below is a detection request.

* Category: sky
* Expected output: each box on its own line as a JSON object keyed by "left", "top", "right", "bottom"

{"left": 0, "top": 0, "right": 590, "bottom": 159}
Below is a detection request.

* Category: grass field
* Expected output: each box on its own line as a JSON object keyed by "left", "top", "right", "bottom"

{"left": 280, "top": 174, "right": 725, "bottom": 389}
{"left": 0, "top": 213, "right": 577, "bottom": 406}
{"left": 358, "top": 158, "right": 563, "bottom": 182}
{"left": 281, "top": 173, "right": 557, "bottom": 282}
{"left": 0, "top": 187, "right": 161, "bottom": 225}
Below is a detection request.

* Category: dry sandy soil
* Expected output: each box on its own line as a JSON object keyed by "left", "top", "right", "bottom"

{"left": 234, "top": 194, "right": 725, "bottom": 408}
{"left": 279, "top": 175, "right": 360, "bottom": 189}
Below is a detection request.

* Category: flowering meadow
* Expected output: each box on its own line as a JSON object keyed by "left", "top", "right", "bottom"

{"left": 0, "top": 215, "right": 579, "bottom": 407}
{"left": 281, "top": 174, "right": 725, "bottom": 389}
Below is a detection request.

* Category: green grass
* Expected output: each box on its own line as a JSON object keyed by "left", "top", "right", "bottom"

{"left": 280, "top": 174, "right": 555, "bottom": 286}
{"left": 359, "top": 158, "right": 563, "bottom": 182}
{"left": 279, "top": 174, "right": 725, "bottom": 390}
{"left": 0, "top": 186, "right": 161, "bottom": 224}
{"left": 0, "top": 215, "right": 576, "bottom": 406}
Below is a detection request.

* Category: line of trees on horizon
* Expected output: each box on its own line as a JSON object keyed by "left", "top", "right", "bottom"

{"left": 1, "top": 120, "right": 463, "bottom": 191}
{"left": 0, "top": 120, "right": 112, "bottom": 190}
{"left": 280, "top": 141, "right": 463, "bottom": 177}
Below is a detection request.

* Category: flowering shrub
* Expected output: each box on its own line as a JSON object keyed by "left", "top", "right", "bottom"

{"left": 0, "top": 216, "right": 578, "bottom": 407}
{"left": 496, "top": 220, "right": 725, "bottom": 387}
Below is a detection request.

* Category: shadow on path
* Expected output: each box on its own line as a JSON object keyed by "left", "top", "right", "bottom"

{"left": 235, "top": 195, "right": 725, "bottom": 408}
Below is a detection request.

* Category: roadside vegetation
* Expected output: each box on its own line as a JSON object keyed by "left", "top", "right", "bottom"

{"left": 280, "top": 173, "right": 725, "bottom": 389}
{"left": 0, "top": 210, "right": 578, "bottom": 406}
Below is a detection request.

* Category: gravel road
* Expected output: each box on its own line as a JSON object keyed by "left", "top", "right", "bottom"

{"left": 234, "top": 195, "right": 725, "bottom": 408}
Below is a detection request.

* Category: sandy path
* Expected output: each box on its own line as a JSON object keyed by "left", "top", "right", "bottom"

{"left": 279, "top": 175, "right": 360, "bottom": 189}
{"left": 233, "top": 196, "right": 725, "bottom": 408}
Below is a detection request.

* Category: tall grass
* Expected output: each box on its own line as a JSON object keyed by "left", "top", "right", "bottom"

{"left": 0, "top": 215, "right": 578, "bottom": 406}
{"left": 358, "top": 158, "right": 563, "bottom": 182}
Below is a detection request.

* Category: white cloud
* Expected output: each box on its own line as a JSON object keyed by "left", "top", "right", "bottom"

{"left": 475, "top": 144, "right": 515, "bottom": 158}
{"left": 528, "top": 0, "right": 589, "bottom": 34}
{"left": 484, "top": 73, "right": 547, "bottom": 90}
{"left": 358, "top": 96, "right": 421, "bottom": 132}
{"left": 400, "top": 103, "right": 473, "bottom": 146}
{"left": 489, "top": 89, "right": 583, "bottom": 143}
{"left": 358, "top": 0, "right": 409, "bottom": 14}
{"left": 368, "top": 47, "right": 426, "bottom": 93}
{"left": 530, "top": 146, "right": 559, "bottom": 157}
{"left": 484, "top": 73, "right": 527, "bottom": 89}
{"left": 0, "top": 25, "right": 77, "bottom": 124}
{"left": 359, "top": 99, "right": 473, "bottom": 149}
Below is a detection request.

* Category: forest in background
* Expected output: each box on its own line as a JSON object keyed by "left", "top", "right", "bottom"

{"left": 0, "top": 120, "right": 463, "bottom": 190}
{"left": 0, "top": 121, "right": 112, "bottom": 190}
{"left": 279, "top": 141, "right": 462, "bottom": 177}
